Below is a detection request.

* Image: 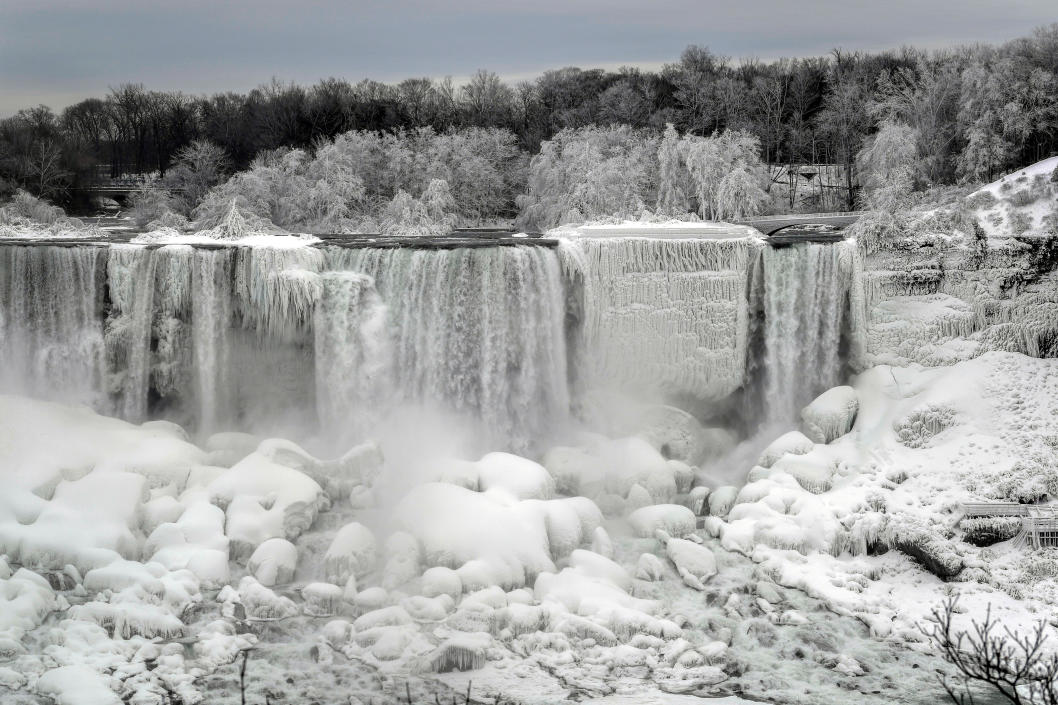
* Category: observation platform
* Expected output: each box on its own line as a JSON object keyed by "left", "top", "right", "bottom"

{"left": 961, "top": 502, "right": 1058, "bottom": 549}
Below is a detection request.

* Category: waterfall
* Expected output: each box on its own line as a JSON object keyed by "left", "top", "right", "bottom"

{"left": 559, "top": 236, "right": 761, "bottom": 403}
{"left": 327, "top": 246, "right": 569, "bottom": 450}
{"left": 1, "top": 235, "right": 865, "bottom": 449}
{"left": 761, "top": 242, "right": 857, "bottom": 424}
{"left": 314, "top": 272, "right": 392, "bottom": 444}
{"left": 192, "top": 248, "right": 234, "bottom": 432}
{"left": 107, "top": 245, "right": 159, "bottom": 422}
{"left": 0, "top": 245, "right": 106, "bottom": 404}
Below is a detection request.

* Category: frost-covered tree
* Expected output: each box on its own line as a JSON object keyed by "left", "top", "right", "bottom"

{"left": 163, "top": 140, "right": 231, "bottom": 214}
{"left": 516, "top": 125, "right": 658, "bottom": 229}
{"left": 716, "top": 167, "right": 768, "bottom": 219}
{"left": 379, "top": 182, "right": 457, "bottom": 237}
{"left": 128, "top": 181, "right": 177, "bottom": 228}
{"left": 421, "top": 178, "right": 457, "bottom": 230}
{"left": 655, "top": 123, "right": 690, "bottom": 216}
{"left": 192, "top": 149, "right": 299, "bottom": 229}
{"left": 856, "top": 120, "right": 919, "bottom": 209}
{"left": 680, "top": 129, "right": 768, "bottom": 220}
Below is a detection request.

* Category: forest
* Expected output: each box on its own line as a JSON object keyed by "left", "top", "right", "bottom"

{"left": 2, "top": 24, "right": 1057, "bottom": 230}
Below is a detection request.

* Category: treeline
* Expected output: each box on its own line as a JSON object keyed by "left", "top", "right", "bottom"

{"left": 2, "top": 24, "right": 1057, "bottom": 211}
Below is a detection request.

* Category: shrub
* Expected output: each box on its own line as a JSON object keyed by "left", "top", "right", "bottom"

{"left": 960, "top": 516, "right": 1021, "bottom": 546}
{"left": 0, "top": 189, "right": 71, "bottom": 225}
{"left": 965, "top": 190, "right": 997, "bottom": 210}
{"left": 1009, "top": 187, "right": 1043, "bottom": 208}
{"left": 128, "top": 186, "right": 177, "bottom": 228}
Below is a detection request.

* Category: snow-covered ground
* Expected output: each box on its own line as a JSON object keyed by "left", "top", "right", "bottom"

{"left": 5, "top": 346, "right": 1058, "bottom": 703}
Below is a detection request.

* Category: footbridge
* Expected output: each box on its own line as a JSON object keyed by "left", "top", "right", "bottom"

{"left": 737, "top": 211, "right": 864, "bottom": 243}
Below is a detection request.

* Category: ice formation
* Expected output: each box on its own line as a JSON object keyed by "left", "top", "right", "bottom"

{"left": 559, "top": 234, "right": 759, "bottom": 402}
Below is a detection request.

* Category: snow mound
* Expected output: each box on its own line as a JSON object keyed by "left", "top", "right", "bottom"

{"left": 394, "top": 483, "right": 556, "bottom": 588}
{"left": 207, "top": 452, "right": 327, "bottom": 558}
{"left": 628, "top": 504, "right": 697, "bottom": 538}
{"left": 800, "top": 386, "right": 859, "bottom": 443}
{"left": 324, "top": 522, "right": 378, "bottom": 584}
{"left": 758, "top": 431, "right": 815, "bottom": 468}
{"left": 247, "top": 538, "right": 298, "bottom": 586}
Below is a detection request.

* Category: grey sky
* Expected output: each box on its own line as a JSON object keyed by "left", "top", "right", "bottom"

{"left": 1, "top": 0, "right": 1055, "bottom": 116}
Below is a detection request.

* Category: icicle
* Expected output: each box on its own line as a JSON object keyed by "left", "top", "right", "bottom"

{"left": 234, "top": 246, "right": 324, "bottom": 341}
{"left": 107, "top": 245, "right": 158, "bottom": 422}
{"left": 558, "top": 236, "right": 762, "bottom": 402}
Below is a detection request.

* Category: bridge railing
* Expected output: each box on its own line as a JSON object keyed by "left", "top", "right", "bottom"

{"left": 738, "top": 211, "right": 865, "bottom": 223}
{"left": 961, "top": 502, "right": 1032, "bottom": 518}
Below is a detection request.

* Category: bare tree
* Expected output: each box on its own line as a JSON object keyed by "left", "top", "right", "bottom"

{"left": 23, "top": 140, "right": 70, "bottom": 199}
{"left": 923, "top": 597, "right": 1058, "bottom": 705}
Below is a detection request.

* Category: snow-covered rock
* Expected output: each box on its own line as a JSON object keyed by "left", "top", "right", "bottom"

{"left": 800, "top": 385, "right": 859, "bottom": 444}
{"left": 628, "top": 504, "right": 697, "bottom": 538}
{"left": 301, "top": 582, "right": 343, "bottom": 616}
{"left": 394, "top": 482, "right": 556, "bottom": 588}
{"left": 420, "top": 566, "right": 462, "bottom": 600}
{"left": 246, "top": 538, "right": 298, "bottom": 586}
{"left": 758, "top": 431, "right": 815, "bottom": 468}
{"left": 656, "top": 530, "right": 717, "bottom": 590}
{"left": 324, "top": 522, "right": 378, "bottom": 584}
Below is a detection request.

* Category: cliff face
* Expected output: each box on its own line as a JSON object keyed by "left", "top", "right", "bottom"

{"left": 862, "top": 234, "right": 1058, "bottom": 367}
{"left": 861, "top": 160, "right": 1058, "bottom": 370}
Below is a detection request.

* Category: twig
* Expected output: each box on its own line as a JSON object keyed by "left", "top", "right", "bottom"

{"left": 239, "top": 649, "right": 249, "bottom": 705}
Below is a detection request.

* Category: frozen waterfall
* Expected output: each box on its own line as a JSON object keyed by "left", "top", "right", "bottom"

{"left": 760, "top": 241, "right": 860, "bottom": 424}
{"left": 326, "top": 246, "right": 570, "bottom": 450}
{"left": 0, "top": 234, "right": 865, "bottom": 449}
{"left": 0, "top": 244, "right": 106, "bottom": 404}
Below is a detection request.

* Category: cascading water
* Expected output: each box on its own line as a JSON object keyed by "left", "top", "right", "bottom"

{"left": 314, "top": 271, "right": 392, "bottom": 444}
{"left": 192, "top": 248, "right": 234, "bottom": 433}
{"left": 760, "top": 241, "right": 857, "bottom": 424}
{"left": 107, "top": 245, "right": 159, "bottom": 422}
{"left": 0, "top": 233, "right": 863, "bottom": 453}
{"left": 0, "top": 244, "right": 106, "bottom": 404}
{"left": 326, "top": 246, "right": 570, "bottom": 450}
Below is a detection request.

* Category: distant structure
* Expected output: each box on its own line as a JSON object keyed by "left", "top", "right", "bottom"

{"left": 736, "top": 212, "right": 863, "bottom": 240}
{"left": 962, "top": 502, "right": 1058, "bottom": 549}
{"left": 769, "top": 163, "right": 856, "bottom": 212}
{"left": 72, "top": 166, "right": 180, "bottom": 206}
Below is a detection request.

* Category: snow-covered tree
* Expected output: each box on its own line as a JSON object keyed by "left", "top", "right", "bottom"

{"left": 163, "top": 140, "right": 231, "bottom": 214}
{"left": 716, "top": 167, "right": 768, "bottom": 219}
{"left": 516, "top": 125, "right": 658, "bottom": 229}
{"left": 421, "top": 178, "right": 457, "bottom": 230}
{"left": 856, "top": 120, "right": 919, "bottom": 209}
{"left": 379, "top": 183, "right": 457, "bottom": 237}
{"left": 680, "top": 129, "right": 767, "bottom": 220}
{"left": 655, "top": 123, "right": 690, "bottom": 216}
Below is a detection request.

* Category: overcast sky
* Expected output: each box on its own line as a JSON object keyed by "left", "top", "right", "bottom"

{"left": 1, "top": 0, "right": 1055, "bottom": 116}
